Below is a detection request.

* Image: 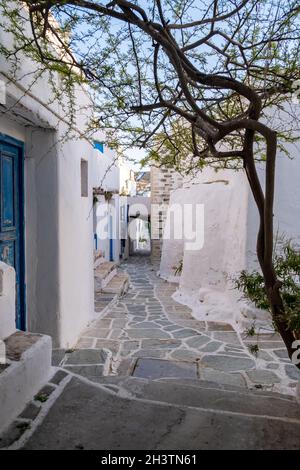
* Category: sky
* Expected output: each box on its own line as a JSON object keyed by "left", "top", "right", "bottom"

{"left": 124, "top": 147, "right": 148, "bottom": 172}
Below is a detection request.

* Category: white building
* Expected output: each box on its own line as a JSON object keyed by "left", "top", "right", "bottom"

{"left": 0, "top": 4, "right": 132, "bottom": 351}
{"left": 0, "top": 2, "right": 137, "bottom": 431}
{"left": 157, "top": 127, "right": 300, "bottom": 327}
{"left": 92, "top": 148, "right": 133, "bottom": 263}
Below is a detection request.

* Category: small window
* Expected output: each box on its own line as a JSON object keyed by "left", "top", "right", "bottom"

{"left": 81, "top": 159, "right": 88, "bottom": 197}
{"left": 93, "top": 141, "right": 104, "bottom": 153}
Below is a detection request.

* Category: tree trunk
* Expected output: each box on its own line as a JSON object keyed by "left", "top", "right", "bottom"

{"left": 265, "top": 276, "right": 299, "bottom": 366}
{"left": 243, "top": 130, "right": 299, "bottom": 368}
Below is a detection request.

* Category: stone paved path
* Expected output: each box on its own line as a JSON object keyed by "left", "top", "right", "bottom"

{"left": 19, "top": 376, "right": 300, "bottom": 450}
{"left": 2, "top": 257, "right": 300, "bottom": 450}
{"left": 71, "top": 257, "right": 300, "bottom": 393}
{"left": 3, "top": 371, "right": 300, "bottom": 450}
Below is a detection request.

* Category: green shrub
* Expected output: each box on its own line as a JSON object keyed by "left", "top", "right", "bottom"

{"left": 174, "top": 259, "right": 183, "bottom": 276}
{"left": 235, "top": 241, "right": 300, "bottom": 335}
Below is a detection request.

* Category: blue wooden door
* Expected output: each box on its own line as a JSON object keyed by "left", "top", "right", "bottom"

{"left": 0, "top": 135, "right": 25, "bottom": 330}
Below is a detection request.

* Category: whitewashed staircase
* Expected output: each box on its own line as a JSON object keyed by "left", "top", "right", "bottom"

{"left": 94, "top": 253, "right": 129, "bottom": 297}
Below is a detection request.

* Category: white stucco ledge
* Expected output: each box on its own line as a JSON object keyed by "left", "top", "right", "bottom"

{"left": 0, "top": 332, "right": 52, "bottom": 433}
{"left": 0, "top": 262, "right": 16, "bottom": 340}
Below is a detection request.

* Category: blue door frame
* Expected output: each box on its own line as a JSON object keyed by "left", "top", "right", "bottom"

{"left": 0, "top": 133, "right": 26, "bottom": 330}
{"left": 109, "top": 214, "right": 114, "bottom": 261}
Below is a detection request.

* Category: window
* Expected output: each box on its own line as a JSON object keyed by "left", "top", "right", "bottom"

{"left": 81, "top": 159, "right": 88, "bottom": 197}
{"left": 93, "top": 141, "right": 104, "bottom": 153}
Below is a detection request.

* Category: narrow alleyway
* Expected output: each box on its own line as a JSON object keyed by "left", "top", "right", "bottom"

{"left": 1, "top": 256, "right": 300, "bottom": 450}
{"left": 70, "top": 256, "right": 298, "bottom": 392}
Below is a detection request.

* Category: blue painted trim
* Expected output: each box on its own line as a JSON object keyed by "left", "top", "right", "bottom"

{"left": 93, "top": 141, "right": 104, "bottom": 153}
{"left": 0, "top": 133, "right": 26, "bottom": 331}
{"left": 0, "top": 133, "right": 25, "bottom": 149}
{"left": 109, "top": 214, "right": 114, "bottom": 261}
{"left": 109, "top": 238, "right": 113, "bottom": 261}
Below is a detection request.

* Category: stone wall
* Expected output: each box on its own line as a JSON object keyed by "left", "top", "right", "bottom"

{"left": 150, "top": 165, "right": 183, "bottom": 264}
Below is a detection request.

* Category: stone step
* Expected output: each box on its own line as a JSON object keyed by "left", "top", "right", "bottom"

{"left": 101, "top": 272, "right": 129, "bottom": 296}
{"left": 94, "top": 250, "right": 104, "bottom": 265}
{"left": 62, "top": 348, "right": 112, "bottom": 378}
{"left": 0, "top": 331, "right": 52, "bottom": 434}
{"left": 155, "top": 377, "right": 293, "bottom": 398}
{"left": 94, "top": 261, "right": 117, "bottom": 289}
{"left": 117, "top": 376, "right": 300, "bottom": 421}
{"left": 94, "top": 292, "right": 116, "bottom": 314}
{"left": 125, "top": 354, "right": 288, "bottom": 389}
{"left": 94, "top": 257, "right": 106, "bottom": 269}
{"left": 21, "top": 376, "right": 300, "bottom": 450}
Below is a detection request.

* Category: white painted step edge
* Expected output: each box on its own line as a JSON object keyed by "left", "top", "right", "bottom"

{"left": 0, "top": 334, "right": 52, "bottom": 434}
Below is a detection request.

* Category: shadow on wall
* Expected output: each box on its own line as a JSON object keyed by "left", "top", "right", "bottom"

{"left": 25, "top": 127, "right": 60, "bottom": 343}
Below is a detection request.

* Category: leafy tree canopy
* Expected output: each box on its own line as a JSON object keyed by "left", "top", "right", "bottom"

{"left": 0, "top": 0, "right": 299, "bottom": 172}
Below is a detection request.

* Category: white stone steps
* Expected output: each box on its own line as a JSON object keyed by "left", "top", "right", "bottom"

{"left": 94, "top": 261, "right": 117, "bottom": 290}
{"left": 94, "top": 261, "right": 117, "bottom": 280}
{"left": 101, "top": 272, "right": 129, "bottom": 296}
{"left": 94, "top": 256, "right": 130, "bottom": 302}
{"left": 0, "top": 332, "right": 52, "bottom": 433}
{"left": 20, "top": 376, "right": 300, "bottom": 450}
{"left": 94, "top": 254, "right": 106, "bottom": 269}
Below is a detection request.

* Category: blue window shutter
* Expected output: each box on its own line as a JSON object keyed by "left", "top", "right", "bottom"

{"left": 93, "top": 141, "right": 104, "bottom": 153}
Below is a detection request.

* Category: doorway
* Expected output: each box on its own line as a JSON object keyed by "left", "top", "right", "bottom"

{"left": 0, "top": 134, "right": 25, "bottom": 330}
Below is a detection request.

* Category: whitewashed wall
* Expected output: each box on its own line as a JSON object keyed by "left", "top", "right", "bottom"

{"left": 246, "top": 142, "right": 300, "bottom": 269}
{"left": 0, "top": 262, "right": 16, "bottom": 339}
{"left": 160, "top": 129, "right": 300, "bottom": 324}
{"left": 0, "top": 109, "right": 97, "bottom": 347}
{"left": 160, "top": 168, "right": 249, "bottom": 287}
{"left": 93, "top": 194, "right": 124, "bottom": 263}
{"left": 0, "top": 3, "right": 118, "bottom": 347}
{"left": 91, "top": 146, "right": 120, "bottom": 191}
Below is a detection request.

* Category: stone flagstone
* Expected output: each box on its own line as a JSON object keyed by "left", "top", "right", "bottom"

{"left": 201, "top": 355, "right": 255, "bottom": 372}
{"left": 133, "top": 358, "right": 198, "bottom": 380}
{"left": 246, "top": 369, "right": 281, "bottom": 385}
